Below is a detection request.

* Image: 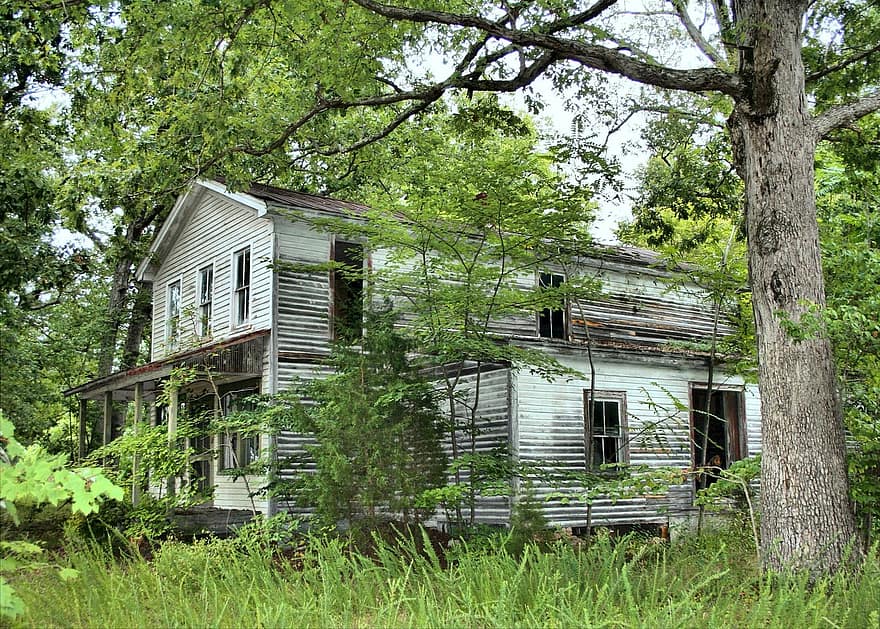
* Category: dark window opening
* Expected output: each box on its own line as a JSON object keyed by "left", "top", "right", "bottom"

{"left": 691, "top": 387, "right": 745, "bottom": 489}
{"left": 233, "top": 247, "right": 251, "bottom": 326}
{"left": 585, "top": 391, "right": 627, "bottom": 470}
{"left": 538, "top": 272, "right": 566, "bottom": 339}
{"left": 333, "top": 241, "right": 364, "bottom": 342}
{"left": 219, "top": 384, "right": 260, "bottom": 471}
{"left": 198, "top": 265, "right": 213, "bottom": 336}
{"left": 183, "top": 391, "right": 215, "bottom": 496}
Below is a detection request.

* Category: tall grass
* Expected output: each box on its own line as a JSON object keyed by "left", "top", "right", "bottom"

{"left": 9, "top": 530, "right": 880, "bottom": 628}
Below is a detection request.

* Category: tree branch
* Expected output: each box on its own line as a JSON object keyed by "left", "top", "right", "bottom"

{"left": 806, "top": 42, "right": 880, "bottom": 84}
{"left": 670, "top": 0, "right": 723, "bottom": 65}
{"left": 351, "top": 0, "right": 742, "bottom": 97}
{"left": 813, "top": 89, "right": 880, "bottom": 139}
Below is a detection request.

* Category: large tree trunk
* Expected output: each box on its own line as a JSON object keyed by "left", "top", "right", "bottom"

{"left": 120, "top": 280, "right": 152, "bottom": 370}
{"left": 730, "top": 0, "right": 859, "bottom": 574}
{"left": 96, "top": 255, "right": 132, "bottom": 377}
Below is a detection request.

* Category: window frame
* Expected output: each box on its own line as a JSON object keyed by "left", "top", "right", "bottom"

{"left": 584, "top": 390, "right": 628, "bottom": 471}
{"left": 330, "top": 238, "right": 366, "bottom": 342}
{"left": 688, "top": 383, "right": 747, "bottom": 473}
{"left": 232, "top": 246, "right": 252, "bottom": 328}
{"left": 538, "top": 271, "right": 568, "bottom": 340}
{"left": 197, "top": 264, "right": 214, "bottom": 337}
{"left": 165, "top": 278, "right": 183, "bottom": 351}
{"left": 217, "top": 385, "right": 261, "bottom": 472}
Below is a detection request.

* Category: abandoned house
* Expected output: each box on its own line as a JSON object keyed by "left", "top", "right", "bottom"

{"left": 65, "top": 179, "right": 761, "bottom": 531}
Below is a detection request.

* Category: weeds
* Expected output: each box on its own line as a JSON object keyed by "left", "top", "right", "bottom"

{"left": 8, "top": 529, "right": 880, "bottom": 628}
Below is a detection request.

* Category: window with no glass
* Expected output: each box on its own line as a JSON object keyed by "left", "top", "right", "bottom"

{"left": 233, "top": 247, "right": 251, "bottom": 327}
{"left": 584, "top": 390, "right": 627, "bottom": 469}
{"left": 332, "top": 240, "right": 364, "bottom": 342}
{"left": 538, "top": 272, "right": 567, "bottom": 339}
{"left": 690, "top": 386, "right": 746, "bottom": 488}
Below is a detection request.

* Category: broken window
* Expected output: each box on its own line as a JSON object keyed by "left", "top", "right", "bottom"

{"left": 198, "top": 265, "right": 213, "bottom": 337}
{"left": 166, "top": 279, "right": 182, "bottom": 350}
{"left": 219, "top": 384, "right": 260, "bottom": 471}
{"left": 538, "top": 272, "right": 567, "bottom": 339}
{"left": 233, "top": 247, "right": 251, "bottom": 327}
{"left": 691, "top": 386, "right": 746, "bottom": 488}
{"left": 584, "top": 390, "right": 627, "bottom": 469}
{"left": 332, "top": 240, "right": 364, "bottom": 342}
{"left": 182, "top": 391, "right": 215, "bottom": 496}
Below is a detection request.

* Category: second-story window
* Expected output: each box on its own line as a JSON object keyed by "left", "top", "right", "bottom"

{"left": 332, "top": 240, "right": 364, "bottom": 342}
{"left": 233, "top": 247, "right": 251, "bottom": 327}
{"left": 198, "top": 265, "right": 213, "bottom": 337}
{"left": 166, "top": 279, "right": 182, "bottom": 350}
{"left": 538, "top": 272, "right": 566, "bottom": 339}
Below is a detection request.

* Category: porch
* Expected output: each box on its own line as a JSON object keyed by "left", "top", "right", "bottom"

{"left": 63, "top": 330, "right": 269, "bottom": 505}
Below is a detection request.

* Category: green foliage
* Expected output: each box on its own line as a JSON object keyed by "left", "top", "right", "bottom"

{"left": 817, "top": 155, "right": 880, "bottom": 538}
{"left": 550, "top": 464, "right": 687, "bottom": 508}
{"left": 280, "top": 308, "right": 447, "bottom": 531}
{"left": 279, "top": 104, "right": 600, "bottom": 527}
{"left": 7, "top": 529, "right": 880, "bottom": 627}
{"left": 696, "top": 455, "right": 761, "bottom": 507}
{"left": 506, "top": 480, "right": 552, "bottom": 556}
{"left": 0, "top": 412, "right": 122, "bottom": 618}
{"left": 231, "top": 513, "right": 302, "bottom": 553}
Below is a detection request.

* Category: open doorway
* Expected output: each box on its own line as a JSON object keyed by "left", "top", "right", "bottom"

{"left": 690, "top": 386, "right": 746, "bottom": 488}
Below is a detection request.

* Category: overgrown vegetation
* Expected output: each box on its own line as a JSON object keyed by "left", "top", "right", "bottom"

{"left": 7, "top": 524, "right": 879, "bottom": 628}
{"left": 278, "top": 308, "right": 447, "bottom": 534}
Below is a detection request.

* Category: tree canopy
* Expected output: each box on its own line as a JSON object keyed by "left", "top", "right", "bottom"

{"left": 2, "top": 0, "right": 879, "bottom": 575}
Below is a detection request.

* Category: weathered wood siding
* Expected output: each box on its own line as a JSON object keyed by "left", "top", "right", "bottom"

{"left": 150, "top": 191, "right": 274, "bottom": 361}
{"left": 433, "top": 365, "right": 512, "bottom": 526}
{"left": 273, "top": 218, "right": 333, "bottom": 359}
{"left": 513, "top": 350, "right": 761, "bottom": 527}
{"left": 272, "top": 362, "right": 330, "bottom": 517}
{"left": 370, "top": 245, "right": 731, "bottom": 349}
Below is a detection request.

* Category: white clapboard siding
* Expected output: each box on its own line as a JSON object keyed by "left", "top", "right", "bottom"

{"left": 373, "top": 252, "right": 732, "bottom": 348}
{"left": 514, "top": 351, "right": 760, "bottom": 527}
{"left": 273, "top": 219, "right": 333, "bottom": 357}
{"left": 433, "top": 366, "right": 512, "bottom": 526}
{"left": 213, "top": 456, "right": 269, "bottom": 513}
{"left": 151, "top": 191, "right": 274, "bottom": 361}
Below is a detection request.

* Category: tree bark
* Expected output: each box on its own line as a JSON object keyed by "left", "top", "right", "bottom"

{"left": 121, "top": 280, "right": 152, "bottom": 370}
{"left": 729, "top": 0, "right": 859, "bottom": 574}
{"left": 96, "top": 254, "right": 132, "bottom": 377}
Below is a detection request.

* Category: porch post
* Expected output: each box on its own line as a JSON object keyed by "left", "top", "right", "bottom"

{"left": 132, "top": 382, "right": 143, "bottom": 507}
{"left": 102, "top": 391, "right": 113, "bottom": 446}
{"left": 78, "top": 398, "right": 88, "bottom": 461}
{"left": 166, "top": 385, "right": 178, "bottom": 497}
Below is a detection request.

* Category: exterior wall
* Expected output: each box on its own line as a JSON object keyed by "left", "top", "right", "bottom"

{"left": 513, "top": 349, "right": 761, "bottom": 528}
{"left": 212, "top": 455, "right": 269, "bottom": 512}
{"left": 434, "top": 365, "right": 512, "bottom": 526}
{"left": 141, "top": 187, "right": 762, "bottom": 525}
{"left": 369, "top": 245, "right": 731, "bottom": 348}
{"left": 150, "top": 190, "right": 274, "bottom": 361}
{"left": 273, "top": 217, "right": 334, "bottom": 359}
{"left": 147, "top": 189, "right": 277, "bottom": 514}
{"left": 212, "top": 344, "right": 274, "bottom": 514}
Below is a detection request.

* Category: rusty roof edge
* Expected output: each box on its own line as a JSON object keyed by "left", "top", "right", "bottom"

{"left": 64, "top": 329, "right": 271, "bottom": 397}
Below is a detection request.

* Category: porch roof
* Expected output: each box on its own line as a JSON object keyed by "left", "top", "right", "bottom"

{"left": 64, "top": 330, "right": 269, "bottom": 401}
